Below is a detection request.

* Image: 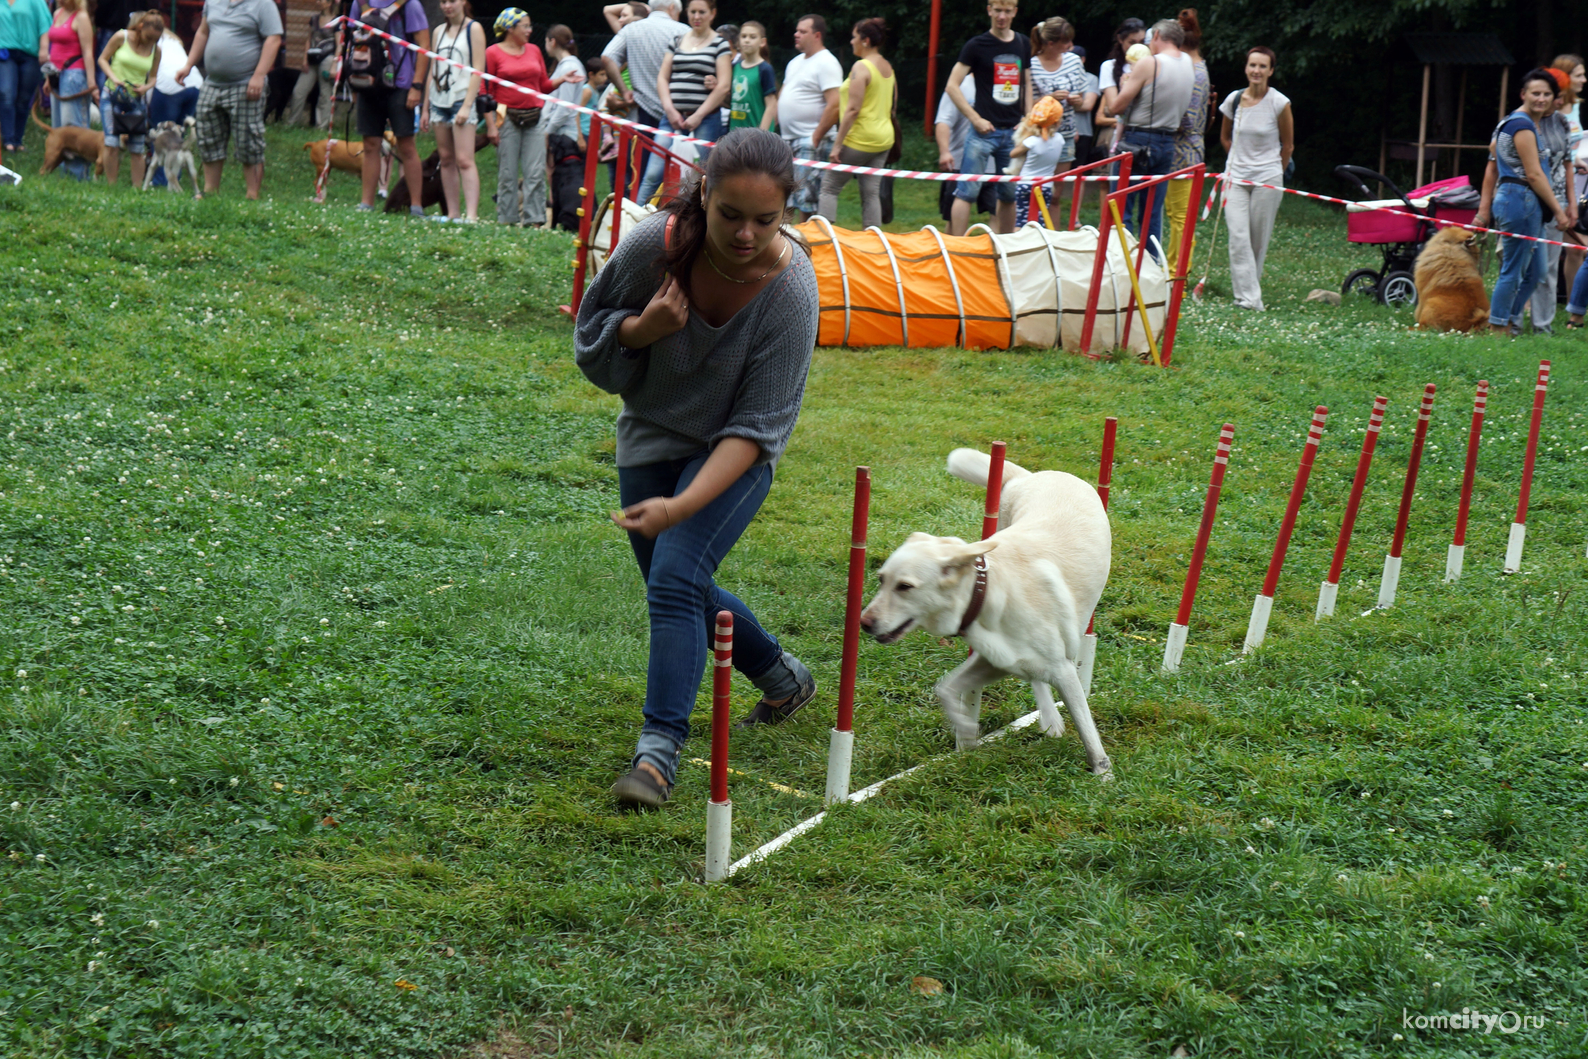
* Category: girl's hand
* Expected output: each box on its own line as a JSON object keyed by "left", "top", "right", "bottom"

{"left": 453, "top": 108, "right": 470, "bottom": 127}
{"left": 610, "top": 496, "right": 678, "bottom": 538}
{"left": 633, "top": 274, "right": 689, "bottom": 344}
{"left": 420, "top": 109, "right": 431, "bottom": 131}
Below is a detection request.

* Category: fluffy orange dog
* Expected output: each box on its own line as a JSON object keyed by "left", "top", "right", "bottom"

{"left": 1414, "top": 227, "right": 1489, "bottom": 332}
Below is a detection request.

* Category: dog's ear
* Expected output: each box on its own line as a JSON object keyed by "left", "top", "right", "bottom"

{"left": 905, "top": 531, "right": 936, "bottom": 545}
{"left": 940, "top": 537, "right": 997, "bottom": 576}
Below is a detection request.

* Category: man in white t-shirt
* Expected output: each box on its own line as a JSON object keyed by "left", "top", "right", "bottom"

{"left": 780, "top": 14, "right": 841, "bottom": 218}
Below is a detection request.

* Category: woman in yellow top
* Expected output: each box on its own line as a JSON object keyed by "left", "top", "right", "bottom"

{"left": 816, "top": 17, "right": 895, "bottom": 228}
{"left": 97, "top": 11, "right": 164, "bottom": 187}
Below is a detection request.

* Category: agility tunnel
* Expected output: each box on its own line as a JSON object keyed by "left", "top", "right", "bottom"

{"left": 585, "top": 196, "right": 1168, "bottom": 357}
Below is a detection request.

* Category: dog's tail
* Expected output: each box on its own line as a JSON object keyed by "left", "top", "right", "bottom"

{"left": 947, "top": 448, "right": 1033, "bottom": 488}
{"left": 32, "top": 99, "right": 53, "bottom": 133}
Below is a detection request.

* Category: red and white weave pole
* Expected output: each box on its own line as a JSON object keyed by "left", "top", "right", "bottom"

{"left": 704, "top": 610, "right": 734, "bottom": 883}
{"left": 1505, "top": 361, "right": 1551, "bottom": 574}
{"left": 1378, "top": 384, "right": 1436, "bottom": 608}
{"left": 1163, "top": 422, "right": 1234, "bottom": 673}
{"left": 1244, "top": 406, "right": 1328, "bottom": 653}
{"left": 1317, "top": 396, "right": 1388, "bottom": 619}
{"left": 1078, "top": 417, "right": 1116, "bottom": 691}
{"left": 1446, "top": 381, "right": 1488, "bottom": 581}
{"left": 826, "top": 467, "right": 870, "bottom": 805}
{"left": 982, "top": 442, "right": 1007, "bottom": 541}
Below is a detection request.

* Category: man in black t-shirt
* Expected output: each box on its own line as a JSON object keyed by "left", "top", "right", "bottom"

{"left": 943, "top": 0, "right": 1032, "bottom": 234}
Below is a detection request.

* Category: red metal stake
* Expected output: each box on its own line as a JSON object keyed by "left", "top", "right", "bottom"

{"left": 710, "top": 611, "right": 733, "bottom": 805}
{"left": 1505, "top": 361, "right": 1551, "bottom": 573}
{"left": 981, "top": 442, "right": 1007, "bottom": 540}
{"left": 1316, "top": 395, "right": 1388, "bottom": 618}
{"left": 1245, "top": 406, "right": 1328, "bottom": 652}
{"left": 835, "top": 467, "right": 870, "bottom": 735}
{"left": 1446, "top": 380, "right": 1488, "bottom": 581}
{"left": 1378, "top": 384, "right": 1436, "bottom": 608}
{"left": 1163, "top": 422, "right": 1234, "bottom": 671}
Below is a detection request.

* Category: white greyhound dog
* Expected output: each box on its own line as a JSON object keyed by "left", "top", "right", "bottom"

{"left": 859, "top": 448, "right": 1113, "bottom": 777}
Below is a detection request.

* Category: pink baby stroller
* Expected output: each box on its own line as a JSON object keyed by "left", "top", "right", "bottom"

{"left": 1335, "top": 166, "right": 1481, "bottom": 308}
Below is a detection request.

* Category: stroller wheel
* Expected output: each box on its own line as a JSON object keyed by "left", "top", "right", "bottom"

{"left": 1342, "top": 268, "right": 1380, "bottom": 300}
{"left": 1380, "top": 270, "right": 1418, "bottom": 309}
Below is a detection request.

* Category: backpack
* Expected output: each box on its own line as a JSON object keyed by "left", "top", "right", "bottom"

{"left": 347, "top": 0, "right": 408, "bottom": 92}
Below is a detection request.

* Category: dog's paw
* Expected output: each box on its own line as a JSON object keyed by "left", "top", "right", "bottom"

{"left": 1092, "top": 762, "right": 1114, "bottom": 781}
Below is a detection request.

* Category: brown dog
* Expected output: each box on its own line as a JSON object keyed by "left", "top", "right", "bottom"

{"left": 1415, "top": 227, "right": 1490, "bottom": 332}
{"left": 304, "top": 133, "right": 397, "bottom": 174}
{"left": 33, "top": 105, "right": 105, "bottom": 179}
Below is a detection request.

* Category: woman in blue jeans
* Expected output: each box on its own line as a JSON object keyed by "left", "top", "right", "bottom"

{"left": 576, "top": 129, "right": 820, "bottom": 809}
{"left": 1474, "top": 69, "right": 1572, "bottom": 336}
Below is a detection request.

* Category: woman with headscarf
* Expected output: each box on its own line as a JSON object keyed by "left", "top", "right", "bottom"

{"left": 486, "top": 8, "right": 578, "bottom": 226}
{"left": 1474, "top": 69, "right": 1572, "bottom": 336}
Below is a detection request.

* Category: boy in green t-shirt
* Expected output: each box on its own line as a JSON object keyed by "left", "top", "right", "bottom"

{"left": 728, "top": 20, "right": 778, "bottom": 131}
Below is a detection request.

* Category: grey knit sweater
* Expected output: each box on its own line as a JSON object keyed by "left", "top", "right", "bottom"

{"left": 574, "top": 211, "right": 819, "bottom": 468}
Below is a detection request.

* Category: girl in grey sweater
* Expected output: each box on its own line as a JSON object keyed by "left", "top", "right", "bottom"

{"left": 575, "top": 128, "right": 821, "bottom": 809}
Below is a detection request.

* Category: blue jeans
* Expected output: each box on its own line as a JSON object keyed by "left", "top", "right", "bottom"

{"left": 636, "top": 109, "right": 722, "bottom": 204}
{"left": 0, "top": 53, "right": 42, "bottom": 148}
{"left": 50, "top": 65, "right": 91, "bottom": 180}
{"left": 956, "top": 126, "right": 1017, "bottom": 203}
{"left": 1120, "top": 128, "right": 1175, "bottom": 257}
{"left": 1567, "top": 255, "right": 1588, "bottom": 317}
{"left": 618, "top": 452, "right": 803, "bottom": 784}
{"left": 1490, "top": 184, "right": 1546, "bottom": 327}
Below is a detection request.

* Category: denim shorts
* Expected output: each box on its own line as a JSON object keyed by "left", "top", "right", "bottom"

{"left": 429, "top": 100, "right": 461, "bottom": 125}
{"left": 102, "top": 88, "right": 148, "bottom": 153}
{"left": 956, "top": 127, "right": 1017, "bottom": 203}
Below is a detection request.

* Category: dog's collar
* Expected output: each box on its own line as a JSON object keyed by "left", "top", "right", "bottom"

{"left": 955, "top": 555, "right": 988, "bottom": 637}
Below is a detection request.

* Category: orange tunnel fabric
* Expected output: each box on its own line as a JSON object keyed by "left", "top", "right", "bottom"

{"left": 795, "top": 220, "right": 1013, "bottom": 350}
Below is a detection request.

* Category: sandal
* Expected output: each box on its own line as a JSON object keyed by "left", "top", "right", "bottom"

{"left": 737, "top": 671, "right": 818, "bottom": 727}
{"left": 1566, "top": 320, "right": 1584, "bottom": 330}
{"left": 612, "top": 766, "right": 671, "bottom": 809}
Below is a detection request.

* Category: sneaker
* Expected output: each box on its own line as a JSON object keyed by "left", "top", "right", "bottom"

{"left": 1535, "top": 324, "right": 1555, "bottom": 336}
{"left": 354, "top": 202, "right": 374, "bottom": 211}
{"left": 428, "top": 214, "right": 452, "bottom": 223}
{"left": 738, "top": 667, "right": 818, "bottom": 727}
{"left": 612, "top": 766, "right": 671, "bottom": 809}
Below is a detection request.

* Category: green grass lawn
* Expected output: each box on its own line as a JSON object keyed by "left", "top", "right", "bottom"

{"left": 2, "top": 121, "right": 1586, "bottom": 1058}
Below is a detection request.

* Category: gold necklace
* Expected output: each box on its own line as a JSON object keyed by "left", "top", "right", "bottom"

{"left": 704, "top": 236, "right": 789, "bottom": 285}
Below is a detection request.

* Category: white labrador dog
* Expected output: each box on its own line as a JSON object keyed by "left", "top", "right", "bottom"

{"left": 859, "top": 448, "right": 1112, "bottom": 776}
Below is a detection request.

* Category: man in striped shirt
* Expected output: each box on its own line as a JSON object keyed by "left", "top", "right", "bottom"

{"left": 601, "top": 0, "right": 683, "bottom": 133}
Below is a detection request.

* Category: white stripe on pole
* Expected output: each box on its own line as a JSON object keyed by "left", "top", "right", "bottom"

{"left": 1161, "top": 622, "right": 1189, "bottom": 673}
{"left": 704, "top": 799, "right": 732, "bottom": 883}
{"left": 1504, "top": 522, "right": 1526, "bottom": 574}
{"left": 1243, "top": 594, "right": 1274, "bottom": 654}
{"left": 1377, "top": 554, "right": 1402, "bottom": 609}
{"left": 1316, "top": 580, "right": 1339, "bottom": 620}
{"left": 824, "top": 728, "right": 854, "bottom": 806}
{"left": 1445, "top": 543, "right": 1465, "bottom": 582}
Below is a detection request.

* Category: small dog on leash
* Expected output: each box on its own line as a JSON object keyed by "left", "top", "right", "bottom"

{"left": 142, "top": 117, "right": 201, "bottom": 197}
{"left": 32, "top": 104, "right": 104, "bottom": 179}
{"left": 1414, "top": 226, "right": 1490, "bottom": 333}
{"left": 860, "top": 448, "right": 1114, "bottom": 777}
{"left": 304, "top": 133, "right": 395, "bottom": 176}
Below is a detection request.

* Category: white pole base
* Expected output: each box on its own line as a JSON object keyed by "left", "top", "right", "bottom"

{"left": 1243, "top": 594, "right": 1273, "bottom": 654}
{"left": 1445, "top": 543, "right": 1464, "bottom": 582}
{"left": 1377, "top": 554, "right": 1402, "bottom": 609}
{"left": 824, "top": 727, "right": 854, "bottom": 806}
{"left": 1503, "top": 522, "right": 1525, "bottom": 574}
{"left": 1316, "top": 580, "right": 1339, "bottom": 620}
{"left": 1162, "top": 622, "right": 1188, "bottom": 673}
{"left": 1078, "top": 632, "right": 1098, "bottom": 693}
{"left": 704, "top": 798, "right": 732, "bottom": 883}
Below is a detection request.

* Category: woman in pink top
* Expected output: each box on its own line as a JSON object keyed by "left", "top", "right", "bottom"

{"left": 46, "top": 0, "right": 96, "bottom": 134}
{"left": 485, "top": 7, "right": 570, "bottom": 225}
